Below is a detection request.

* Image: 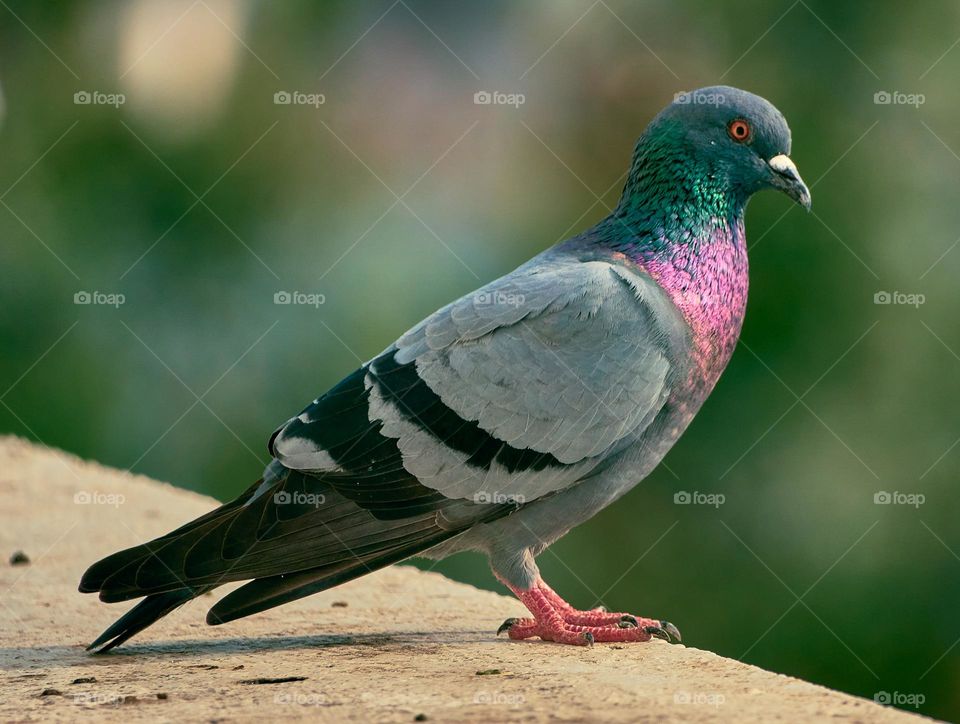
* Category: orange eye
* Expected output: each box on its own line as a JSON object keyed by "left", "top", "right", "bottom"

{"left": 727, "top": 118, "right": 752, "bottom": 143}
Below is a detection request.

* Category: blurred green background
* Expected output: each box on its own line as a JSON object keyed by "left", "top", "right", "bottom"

{"left": 1, "top": 0, "right": 958, "bottom": 718}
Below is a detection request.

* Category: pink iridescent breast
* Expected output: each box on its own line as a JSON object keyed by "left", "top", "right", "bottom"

{"left": 640, "top": 220, "right": 749, "bottom": 391}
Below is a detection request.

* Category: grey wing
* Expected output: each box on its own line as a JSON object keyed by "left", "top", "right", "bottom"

{"left": 273, "top": 259, "right": 687, "bottom": 506}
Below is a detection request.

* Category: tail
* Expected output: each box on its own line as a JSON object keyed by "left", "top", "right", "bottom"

{"left": 206, "top": 531, "right": 453, "bottom": 625}
{"left": 84, "top": 536, "right": 450, "bottom": 652}
{"left": 79, "top": 466, "right": 483, "bottom": 651}
{"left": 86, "top": 587, "right": 212, "bottom": 653}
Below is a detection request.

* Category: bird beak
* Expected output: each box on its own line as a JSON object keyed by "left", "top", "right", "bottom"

{"left": 768, "top": 154, "right": 811, "bottom": 211}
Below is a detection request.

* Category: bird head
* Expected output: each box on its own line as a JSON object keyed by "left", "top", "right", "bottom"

{"left": 644, "top": 85, "right": 811, "bottom": 212}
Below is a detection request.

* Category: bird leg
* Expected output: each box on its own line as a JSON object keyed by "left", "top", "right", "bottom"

{"left": 497, "top": 578, "right": 681, "bottom": 646}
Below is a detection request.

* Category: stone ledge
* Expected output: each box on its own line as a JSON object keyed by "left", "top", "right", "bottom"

{"left": 0, "top": 436, "right": 929, "bottom": 722}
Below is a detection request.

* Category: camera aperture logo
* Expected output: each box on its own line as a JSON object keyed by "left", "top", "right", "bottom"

{"left": 273, "top": 490, "right": 326, "bottom": 508}
{"left": 473, "top": 90, "right": 525, "bottom": 108}
{"left": 874, "top": 290, "right": 924, "bottom": 308}
{"left": 274, "top": 290, "right": 325, "bottom": 308}
{"left": 274, "top": 90, "right": 325, "bottom": 108}
{"left": 674, "top": 490, "right": 725, "bottom": 508}
{"left": 873, "top": 90, "right": 925, "bottom": 108}
{"left": 74, "top": 90, "right": 125, "bottom": 108}
{"left": 874, "top": 491, "right": 925, "bottom": 508}
{"left": 74, "top": 290, "right": 125, "bottom": 307}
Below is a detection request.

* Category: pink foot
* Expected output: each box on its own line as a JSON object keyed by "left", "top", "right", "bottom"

{"left": 537, "top": 580, "right": 650, "bottom": 627}
{"left": 496, "top": 579, "right": 681, "bottom": 646}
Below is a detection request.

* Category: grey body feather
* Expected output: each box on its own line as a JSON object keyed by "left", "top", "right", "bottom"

{"left": 272, "top": 244, "right": 693, "bottom": 588}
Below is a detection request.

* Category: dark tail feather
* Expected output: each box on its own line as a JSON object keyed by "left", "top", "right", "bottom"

{"left": 207, "top": 534, "right": 450, "bottom": 625}
{"left": 78, "top": 481, "right": 264, "bottom": 600}
{"left": 79, "top": 464, "right": 484, "bottom": 649}
{"left": 87, "top": 587, "right": 212, "bottom": 653}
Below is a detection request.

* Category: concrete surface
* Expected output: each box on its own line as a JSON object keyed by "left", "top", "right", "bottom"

{"left": 0, "top": 436, "right": 931, "bottom": 722}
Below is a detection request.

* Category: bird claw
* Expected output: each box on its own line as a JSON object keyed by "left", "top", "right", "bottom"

{"left": 644, "top": 625, "right": 670, "bottom": 641}
{"left": 497, "top": 583, "right": 681, "bottom": 645}
{"left": 661, "top": 620, "right": 682, "bottom": 643}
{"left": 497, "top": 617, "right": 520, "bottom": 636}
{"left": 643, "top": 620, "right": 682, "bottom": 643}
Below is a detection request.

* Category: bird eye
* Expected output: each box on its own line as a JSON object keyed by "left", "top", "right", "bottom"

{"left": 727, "top": 118, "right": 752, "bottom": 143}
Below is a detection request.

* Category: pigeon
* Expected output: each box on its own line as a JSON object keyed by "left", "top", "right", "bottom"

{"left": 80, "top": 85, "right": 810, "bottom": 650}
